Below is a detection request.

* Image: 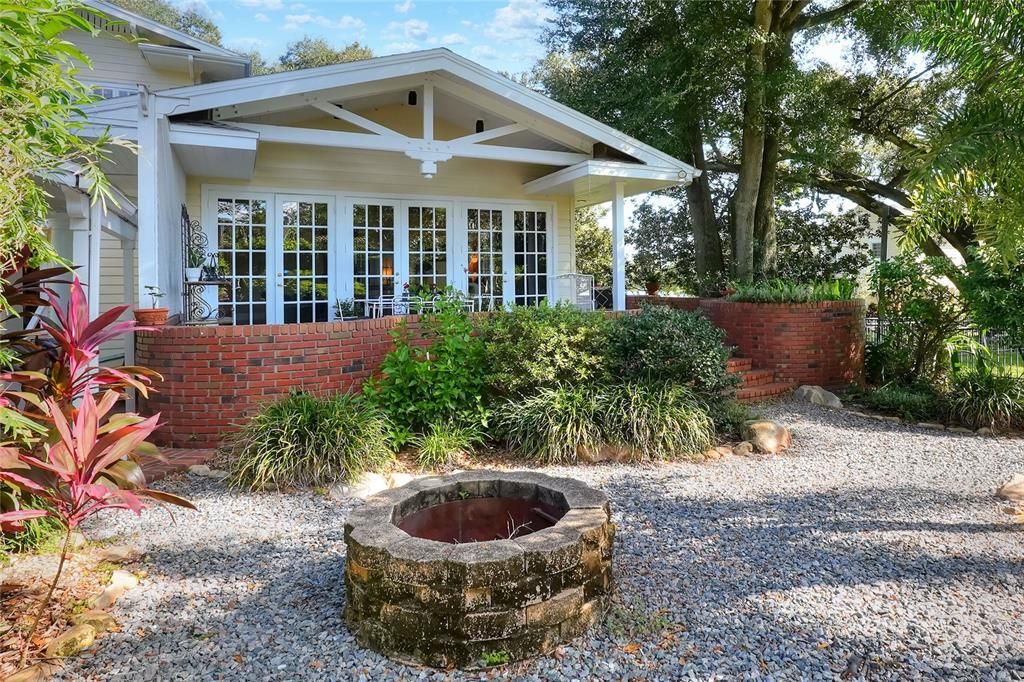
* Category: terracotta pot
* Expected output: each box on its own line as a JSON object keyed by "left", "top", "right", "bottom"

{"left": 134, "top": 308, "right": 169, "bottom": 326}
{"left": 644, "top": 281, "right": 660, "bottom": 296}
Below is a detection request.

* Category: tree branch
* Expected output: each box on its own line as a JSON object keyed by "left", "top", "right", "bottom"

{"left": 791, "top": 0, "right": 866, "bottom": 31}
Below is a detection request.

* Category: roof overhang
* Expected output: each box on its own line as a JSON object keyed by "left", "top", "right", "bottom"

{"left": 139, "top": 44, "right": 249, "bottom": 81}
{"left": 169, "top": 123, "right": 258, "bottom": 179}
{"left": 524, "top": 160, "right": 698, "bottom": 204}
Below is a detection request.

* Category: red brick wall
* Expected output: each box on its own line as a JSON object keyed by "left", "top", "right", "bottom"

{"left": 626, "top": 295, "right": 701, "bottom": 311}
{"left": 135, "top": 317, "right": 425, "bottom": 448}
{"left": 699, "top": 299, "right": 865, "bottom": 388}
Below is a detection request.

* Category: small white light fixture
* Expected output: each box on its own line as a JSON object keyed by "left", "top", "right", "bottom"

{"left": 420, "top": 159, "right": 437, "bottom": 178}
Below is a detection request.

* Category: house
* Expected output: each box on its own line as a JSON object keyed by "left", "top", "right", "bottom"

{"left": 49, "top": 0, "right": 697, "bottom": 353}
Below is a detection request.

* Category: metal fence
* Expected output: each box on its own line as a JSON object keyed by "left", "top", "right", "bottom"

{"left": 865, "top": 317, "right": 1024, "bottom": 377}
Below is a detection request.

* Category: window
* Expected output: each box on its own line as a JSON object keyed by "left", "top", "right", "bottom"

{"left": 407, "top": 205, "right": 447, "bottom": 295}
{"left": 217, "top": 198, "right": 268, "bottom": 325}
{"left": 870, "top": 240, "right": 883, "bottom": 260}
{"left": 88, "top": 82, "right": 136, "bottom": 100}
{"left": 282, "top": 200, "right": 330, "bottom": 323}
{"left": 352, "top": 202, "right": 396, "bottom": 317}
{"left": 513, "top": 209, "right": 548, "bottom": 306}
{"left": 467, "top": 208, "right": 504, "bottom": 310}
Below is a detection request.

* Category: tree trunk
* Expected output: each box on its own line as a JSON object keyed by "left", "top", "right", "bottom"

{"left": 732, "top": 0, "right": 774, "bottom": 282}
{"left": 753, "top": 124, "right": 780, "bottom": 276}
{"left": 684, "top": 122, "right": 725, "bottom": 285}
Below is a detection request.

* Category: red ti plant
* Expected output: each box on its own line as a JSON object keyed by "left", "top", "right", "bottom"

{"left": 0, "top": 278, "right": 192, "bottom": 667}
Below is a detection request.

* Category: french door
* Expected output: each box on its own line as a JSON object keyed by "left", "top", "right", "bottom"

{"left": 466, "top": 206, "right": 551, "bottom": 310}
{"left": 277, "top": 195, "right": 331, "bottom": 324}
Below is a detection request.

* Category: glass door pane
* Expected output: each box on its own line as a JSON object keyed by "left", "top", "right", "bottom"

{"left": 217, "top": 197, "right": 269, "bottom": 325}
{"left": 467, "top": 208, "right": 504, "bottom": 310}
{"left": 281, "top": 199, "right": 330, "bottom": 324}
{"left": 352, "top": 201, "right": 396, "bottom": 317}
{"left": 407, "top": 204, "right": 447, "bottom": 297}
{"left": 513, "top": 209, "right": 548, "bottom": 306}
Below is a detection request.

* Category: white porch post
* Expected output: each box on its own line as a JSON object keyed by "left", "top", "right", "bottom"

{"left": 136, "top": 89, "right": 160, "bottom": 308}
{"left": 63, "top": 187, "right": 95, "bottom": 315}
{"left": 611, "top": 181, "right": 626, "bottom": 311}
{"left": 88, "top": 201, "right": 103, "bottom": 318}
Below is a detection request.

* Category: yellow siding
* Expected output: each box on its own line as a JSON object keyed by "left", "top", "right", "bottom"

{"left": 69, "top": 29, "right": 193, "bottom": 91}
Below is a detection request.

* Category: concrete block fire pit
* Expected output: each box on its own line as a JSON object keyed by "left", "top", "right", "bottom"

{"left": 343, "top": 470, "right": 615, "bottom": 669}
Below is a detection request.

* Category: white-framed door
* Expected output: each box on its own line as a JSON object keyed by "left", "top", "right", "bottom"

{"left": 211, "top": 192, "right": 273, "bottom": 325}
{"left": 402, "top": 200, "right": 453, "bottom": 297}
{"left": 464, "top": 204, "right": 552, "bottom": 309}
{"left": 347, "top": 198, "right": 400, "bottom": 318}
{"left": 274, "top": 194, "right": 333, "bottom": 324}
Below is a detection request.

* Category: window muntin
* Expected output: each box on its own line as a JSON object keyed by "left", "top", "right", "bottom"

{"left": 282, "top": 200, "right": 330, "bottom": 323}
{"left": 513, "top": 209, "right": 548, "bottom": 306}
{"left": 352, "top": 202, "right": 396, "bottom": 317}
{"left": 467, "top": 208, "right": 504, "bottom": 311}
{"left": 217, "top": 198, "right": 268, "bottom": 325}
{"left": 407, "top": 205, "right": 447, "bottom": 296}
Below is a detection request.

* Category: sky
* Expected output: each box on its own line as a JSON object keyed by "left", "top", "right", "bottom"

{"left": 181, "top": 0, "right": 555, "bottom": 75}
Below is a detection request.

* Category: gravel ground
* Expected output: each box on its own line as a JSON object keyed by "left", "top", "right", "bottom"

{"left": 60, "top": 400, "right": 1024, "bottom": 681}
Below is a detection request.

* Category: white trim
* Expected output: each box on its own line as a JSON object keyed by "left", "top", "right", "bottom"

{"left": 450, "top": 124, "right": 527, "bottom": 145}
{"left": 423, "top": 83, "right": 434, "bottom": 142}
{"left": 137, "top": 43, "right": 249, "bottom": 68}
{"left": 147, "top": 48, "right": 695, "bottom": 173}
{"left": 168, "top": 123, "right": 259, "bottom": 151}
{"left": 611, "top": 182, "right": 626, "bottom": 312}
{"left": 311, "top": 103, "right": 408, "bottom": 138}
{"left": 82, "top": 0, "right": 245, "bottom": 59}
{"left": 232, "top": 122, "right": 589, "bottom": 166}
{"left": 524, "top": 160, "right": 697, "bottom": 196}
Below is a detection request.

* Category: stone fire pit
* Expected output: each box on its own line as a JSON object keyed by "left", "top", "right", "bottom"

{"left": 343, "top": 471, "right": 615, "bottom": 669}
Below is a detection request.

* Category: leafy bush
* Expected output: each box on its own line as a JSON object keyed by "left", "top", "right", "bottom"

{"left": 869, "top": 255, "right": 968, "bottom": 383}
{"left": 605, "top": 306, "right": 736, "bottom": 400}
{"left": 364, "top": 298, "right": 487, "bottom": 445}
{"left": 410, "top": 420, "right": 485, "bottom": 470}
{"left": 857, "top": 382, "right": 947, "bottom": 422}
{"left": 707, "top": 398, "right": 754, "bottom": 439}
{"left": 496, "top": 381, "right": 713, "bottom": 464}
{"left": 727, "top": 278, "right": 857, "bottom": 303}
{"left": 478, "top": 303, "right": 610, "bottom": 397}
{"left": 226, "top": 392, "right": 393, "bottom": 490}
{"left": 947, "top": 368, "right": 1024, "bottom": 430}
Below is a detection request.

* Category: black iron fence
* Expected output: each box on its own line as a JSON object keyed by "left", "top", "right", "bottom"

{"left": 865, "top": 317, "right": 1023, "bottom": 377}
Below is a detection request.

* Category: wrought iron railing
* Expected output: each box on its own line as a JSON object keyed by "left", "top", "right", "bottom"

{"left": 865, "top": 316, "right": 1023, "bottom": 377}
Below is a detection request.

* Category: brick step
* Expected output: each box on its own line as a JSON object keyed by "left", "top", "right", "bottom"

{"left": 726, "top": 357, "right": 753, "bottom": 373}
{"left": 736, "top": 381, "right": 796, "bottom": 402}
{"left": 738, "top": 369, "right": 776, "bottom": 387}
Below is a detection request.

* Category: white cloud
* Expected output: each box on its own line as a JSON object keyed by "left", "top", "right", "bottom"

{"left": 283, "top": 13, "right": 365, "bottom": 31}
{"left": 470, "top": 45, "right": 499, "bottom": 61}
{"left": 439, "top": 32, "right": 468, "bottom": 45}
{"left": 253, "top": 12, "right": 269, "bottom": 22}
{"left": 238, "top": 0, "right": 282, "bottom": 9}
{"left": 485, "top": 0, "right": 553, "bottom": 41}
{"left": 176, "top": 0, "right": 222, "bottom": 19}
{"left": 382, "top": 41, "right": 420, "bottom": 54}
{"left": 385, "top": 18, "right": 430, "bottom": 41}
{"left": 393, "top": 0, "right": 414, "bottom": 14}
{"left": 227, "top": 36, "right": 269, "bottom": 51}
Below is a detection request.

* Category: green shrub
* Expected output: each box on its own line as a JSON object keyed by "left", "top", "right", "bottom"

{"left": 225, "top": 392, "right": 393, "bottom": 490}
{"left": 857, "top": 382, "right": 947, "bottom": 422}
{"left": 869, "top": 256, "right": 968, "bottom": 383}
{"left": 707, "top": 398, "right": 755, "bottom": 439}
{"left": 364, "top": 298, "right": 487, "bottom": 445}
{"left": 478, "top": 303, "right": 610, "bottom": 397}
{"left": 411, "top": 420, "right": 485, "bottom": 469}
{"left": 606, "top": 306, "right": 737, "bottom": 400}
{"left": 496, "top": 381, "right": 713, "bottom": 464}
{"left": 0, "top": 488, "right": 63, "bottom": 554}
{"left": 947, "top": 368, "right": 1024, "bottom": 430}
{"left": 727, "top": 278, "right": 857, "bottom": 303}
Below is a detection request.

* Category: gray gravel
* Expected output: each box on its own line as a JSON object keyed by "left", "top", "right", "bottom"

{"left": 62, "top": 400, "right": 1024, "bottom": 680}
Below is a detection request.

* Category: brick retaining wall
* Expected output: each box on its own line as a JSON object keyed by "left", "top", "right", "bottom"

{"left": 136, "top": 317, "right": 425, "bottom": 448}
{"left": 698, "top": 299, "right": 865, "bottom": 388}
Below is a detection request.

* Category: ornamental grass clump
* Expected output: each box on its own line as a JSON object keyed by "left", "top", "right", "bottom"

{"left": 496, "top": 381, "right": 713, "bottom": 464}
{"left": 947, "top": 368, "right": 1024, "bottom": 431}
{"left": 410, "top": 420, "right": 485, "bottom": 469}
{"left": 225, "top": 392, "right": 393, "bottom": 491}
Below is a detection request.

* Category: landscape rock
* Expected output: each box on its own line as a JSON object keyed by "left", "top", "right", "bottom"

{"left": 109, "top": 569, "right": 139, "bottom": 591}
{"left": 701, "top": 446, "right": 733, "bottom": 461}
{"left": 328, "top": 472, "right": 389, "bottom": 501}
{"left": 68, "top": 531, "right": 87, "bottom": 550}
{"left": 733, "top": 441, "right": 754, "bottom": 457}
{"left": 386, "top": 472, "right": 415, "bottom": 488}
{"left": 95, "top": 545, "right": 140, "bottom": 564}
{"left": 44, "top": 624, "right": 96, "bottom": 658}
{"left": 948, "top": 426, "right": 974, "bottom": 434}
{"left": 69, "top": 609, "right": 118, "bottom": 633}
{"left": 996, "top": 474, "right": 1024, "bottom": 502}
{"left": 976, "top": 427, "right": 994, "bottom": 437}
{"left": 741, "top": 420, "right": 792, "bottom": 454}
{"left": 90, "top": 585, "right": 125, "bottom": 610}
{"left": 793, "top": 385, "right": 843, "bottom": 409}
{"left": 917, "top": 422, "right": 946, "bottom": 430}
{"left": 577, "top": 444, "right": 635, "bottom": 464}
{"left": 187, "top": 464, "right": 211, "bottom": 476}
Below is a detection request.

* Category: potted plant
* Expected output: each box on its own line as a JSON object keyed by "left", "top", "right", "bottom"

{"left": 334, "top": 297, "right": 357, "bottom": 321}
{"left": 643, "top": 271, "right": 662, "bottom": 297}
{"left": 134, "top": 285, "right": 168, "bottom": 326}
{"left": 185, "top": 246, "right": 206, "bottom": 282}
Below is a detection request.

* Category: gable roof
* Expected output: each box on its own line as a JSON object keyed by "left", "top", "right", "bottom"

{"left": 148, "top": 48, "right": 694, "bottom": 173}
{"left": 80, "top": 0, "right": 246, "bottom": 60}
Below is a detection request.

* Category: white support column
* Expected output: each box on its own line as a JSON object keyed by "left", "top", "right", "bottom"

{"left": 64, "top": 187, "right": 91, "bottom": 304}
{"left": 87, "top": 200, "right": 103, "bottom": 319}
{"left": 611, "top": 181, "right": 627, "bottom": 311}
{"left": 422, "top": 83, "right": 434, "bottom": 142}
{"left": 136, "top": 92, "right": 160, "bottom": 307}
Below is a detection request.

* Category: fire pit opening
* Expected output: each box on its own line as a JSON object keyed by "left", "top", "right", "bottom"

{"left": 396, "top": 490, "right": 568, "bottom": 543}
{"left": 344, "top": 471, "right": 615, "bottom": 669}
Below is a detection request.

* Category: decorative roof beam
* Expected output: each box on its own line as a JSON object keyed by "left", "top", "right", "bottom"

{"left": 312, "top": 102, "right": 408, "bottom": 138}
{"left": 449, "top": 123, "right": 527, "bottom": 145}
